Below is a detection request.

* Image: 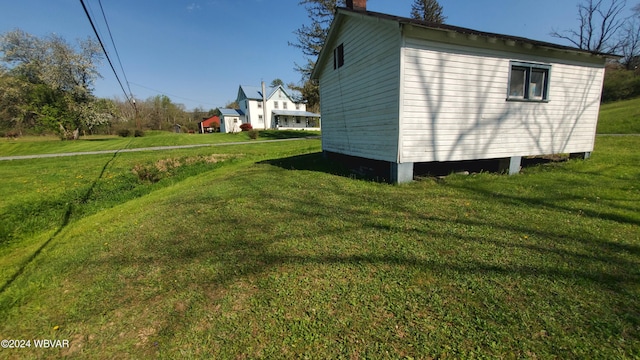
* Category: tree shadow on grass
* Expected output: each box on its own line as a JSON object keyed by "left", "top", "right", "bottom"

{"left": 62, "top": 158, "right": 640, "bottom": 355}
{"left": 257, "top": 130, "right": 320, "bottom": 140}
{"left": 262, "top": 152, "right": 573, "bottom": 182}
{"left": 259, "top": 152, "right": 355, "bottom": 178}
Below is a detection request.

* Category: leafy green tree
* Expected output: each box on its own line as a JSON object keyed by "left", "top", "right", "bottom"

{"left": 0, "top": 29, "right": 103, "bottom": 139}
{"left": 224, "top": 100, "right": 240, "bottom": 109}
{"left": 270, "top": 78, "right": 285, "bottom": 88}
{"left": 410, "top": 0, "right": 445, "bottom": 23}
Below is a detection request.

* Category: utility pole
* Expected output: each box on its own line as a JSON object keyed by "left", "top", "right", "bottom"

{"left": 262, "top": 81, "right": 268, "bottom": 130}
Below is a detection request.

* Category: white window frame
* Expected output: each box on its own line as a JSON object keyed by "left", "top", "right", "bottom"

{"left": 507, "top": 61, "right": 551, "bottom": 102}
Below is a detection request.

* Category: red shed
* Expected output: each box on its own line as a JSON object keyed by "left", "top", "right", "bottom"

{"left": 199, "top": 116, "right": 220, "bottom": 133}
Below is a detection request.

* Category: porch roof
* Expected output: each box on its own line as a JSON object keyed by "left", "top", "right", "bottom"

{"left": 272, "top": 110, "right": 321, "bottom": 118}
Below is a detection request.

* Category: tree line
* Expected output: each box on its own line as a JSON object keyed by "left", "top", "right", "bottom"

{"left": 1, "top": 1, "right": 638, "bottom": 139}
{"left": 0, "top": 29, "right": 216, "bottom": 139}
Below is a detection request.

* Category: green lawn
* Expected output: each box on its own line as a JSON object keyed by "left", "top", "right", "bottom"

{"left": 0, "top": 133, "right": 638, "bottom": 358}
{"left": 0, "top": 130, "right": 320, "bottom": 156}
{"left": 598, "top": 97, "right": 640, "bottom": 134}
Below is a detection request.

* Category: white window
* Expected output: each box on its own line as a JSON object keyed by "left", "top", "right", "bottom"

{"left": 274, "top": 101, "right": 279, "bottom": 109}
{"left": 283, "top": 102, "right": 288, "bottom": 109}
{"left": 295, "top": 103, "right": 301, "bottom": 110}
{"left": 508, "top": 62, "right": 550, "bottom": 101}
{"left": 258, "top": 102, "right": 262, "bottom": 108}
{"left": 258, "top": 115, "right": 263, "bottom": 120}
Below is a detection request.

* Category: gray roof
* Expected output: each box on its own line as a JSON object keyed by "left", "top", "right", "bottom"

{"left": 219, "top": 108, "right": 244, "bottom": 116}
{"left": 272, "top": 110, "right": 321, "bottom": 118}
{"left": 238, "top": 84, "right": 304, "bottom": 103}
{"left": 239, "top": 85, "right": 264, "bottom": 101}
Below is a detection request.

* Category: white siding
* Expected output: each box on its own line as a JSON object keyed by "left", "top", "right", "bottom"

{"left": 400, "top": 38, "right": 604, "bottom": 163}
{"left": 318, "top": 16, "right": 402, "bottom": 162}
{"left": 220, "top": 116, "right": 241, "bottom": 133}
{"left": 245, "top": 100, "right": 265, "bottom": 130}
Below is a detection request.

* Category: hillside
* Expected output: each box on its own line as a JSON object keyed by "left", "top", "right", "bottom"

{"left": 598, "top": 97, "right": 640, "bottom": 134}
{"left": 0, "top": 133, "right": 638, "bottom": 358}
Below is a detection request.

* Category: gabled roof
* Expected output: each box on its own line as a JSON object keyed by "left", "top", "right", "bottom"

{"left": 199, "top": 115, "right": 220, "bottom": 126}
{"left": 312, "top": 7, "right": 618, "bottom": 79}
{"left": 237, "top": 84, "right": 300, "bottom": 103}
{"left": 219, "top": 108, "right": 244, "bottom": 116}
{"left": 238, "top": 85, "right": 264, "bottom": 101}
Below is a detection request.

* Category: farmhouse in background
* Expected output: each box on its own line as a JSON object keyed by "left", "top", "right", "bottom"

{"left": 218, "top": 84, "right": 321, "bottom": 133}
{"left": 311, "top": 0, "right": 615, "bottom": 183}
{"left": 198, "top": 115, "right": 220, "bottom": 133}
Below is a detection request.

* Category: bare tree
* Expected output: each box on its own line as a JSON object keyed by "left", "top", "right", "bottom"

{"left": 289, "top": 0, "right": 344, "bottom": 113}
{"left": 550, "top": 0, "right": 627, "bottom": 53}
{"left": 619, "top": 16, "right": 640, "bottom": 69}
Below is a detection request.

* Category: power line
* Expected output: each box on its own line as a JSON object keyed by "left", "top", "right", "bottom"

{"left": 79, "top": 0, "right": 134, "bottom": 109}
{"left": 129, "top": 82, "right": 219, "bottom": 108}
{"left": 97, "top": 0, "right": 133, "bottom": 97}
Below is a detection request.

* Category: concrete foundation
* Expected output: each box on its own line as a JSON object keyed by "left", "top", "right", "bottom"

{"left": 391, "top": 162, "right": 414, "bottom": 184}
{"left": 499, "top": 156, "right": 522, "bottom": 175}
{"left": 570, "top": 152, "right": 591, "bottom": 159}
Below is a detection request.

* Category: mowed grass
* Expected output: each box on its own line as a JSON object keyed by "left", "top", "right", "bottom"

{"left": 598, "top": 97, "right": 640, "bottom": 134}
{"left": 0, "top": 136, "right": 638, "bottom": 358}
{"left": 0, "top": 130, "right": 320, "bottom": 156}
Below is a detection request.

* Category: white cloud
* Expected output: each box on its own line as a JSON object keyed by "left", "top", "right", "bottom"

{"left": 186, "top": 3, "right": 201, "bottom": 11}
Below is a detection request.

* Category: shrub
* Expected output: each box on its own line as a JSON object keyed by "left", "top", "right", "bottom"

{"left": 131, "top": 164, "right": 162, "bottom": 183}
{"left": 248, "top": 129, "right": 259, "bottom": 139}
{"left": 602, "top": 67, "right": 640, "bottom": 102}
{"left": 239, "top": 123, "right": 253, "bottom": 131}
{"left": 134, "top": 129, "right": 145, "bottom": 137}
{"left": 117, "top": 129, "right": 131, "bottom": 137}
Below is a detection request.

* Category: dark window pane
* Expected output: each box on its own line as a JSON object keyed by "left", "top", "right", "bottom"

{"left": 509, "top": 67, "right": 526, "bottom": 98}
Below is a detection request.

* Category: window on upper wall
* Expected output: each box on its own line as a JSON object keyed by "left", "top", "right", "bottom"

{"left": 283, "top": 102, "right": 288, "bottom": 109}
{"left": 274, "top": 101, "right": 279, "bottom": 109}
{"left": 333, "top": 43, "right": 344, "bottom": 70}
{"left": 508, "top": 62, "right": 550, "bottom": 101}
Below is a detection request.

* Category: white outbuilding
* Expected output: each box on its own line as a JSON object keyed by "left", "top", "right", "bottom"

{"left": 311, "top": 0, "right": 615, "bottom": 183}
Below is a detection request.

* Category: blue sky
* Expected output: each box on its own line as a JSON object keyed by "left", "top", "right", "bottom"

{"left": 0, "top": 0, "right": 635, "bottom": 111}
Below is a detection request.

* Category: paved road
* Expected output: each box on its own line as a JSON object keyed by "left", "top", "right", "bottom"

{"left": 0, "top": 137, "right": 320, "bottom": 161}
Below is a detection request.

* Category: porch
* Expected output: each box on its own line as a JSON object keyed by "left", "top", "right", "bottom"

{"left": 272, "top": 110, "right": 321, "bottom": 131}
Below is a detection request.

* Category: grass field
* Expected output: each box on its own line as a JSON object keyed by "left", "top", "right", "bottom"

{"left": 0, "top": 128, "right": 638, "bottom": 357}
{"left": 598, "top": 97, "right": 640, "bottom": 134}
{"left": 0, "top": 130, "right": 320, "bottom": 156}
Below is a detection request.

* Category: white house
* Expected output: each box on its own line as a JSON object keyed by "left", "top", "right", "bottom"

{"left": 311, "top": 0, "right": 615, "bottom": 183}
{"left": 218, "top": 84, "right": 321, "bottom": 133}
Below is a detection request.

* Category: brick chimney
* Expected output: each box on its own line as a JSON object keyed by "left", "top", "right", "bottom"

{"left": 346, "top": 0, "right": 366, "bottom": 11}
